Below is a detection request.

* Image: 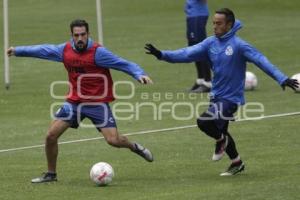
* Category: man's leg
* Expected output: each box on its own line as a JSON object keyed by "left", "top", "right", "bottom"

{"left": 197, "top": 112, "right": 228, "bottom": 161}
{"left": 31, "top": 120, "right": 70, "bottom": 183}
{"left": 197, "top": 61, "right": 211, "bottom": 83}
{"left": 189, "top": 61, "right": 212, "bottom": 93}
{"left": 45, "top": 120, "right": 70, "bottom": 172}
{"left": 100, "top": 127, "right": 153, "bottom": 162}
{"left": 220, "top": 122, "right": 245, "bottom": 176}
{"left": 197, "top": 111, "right": 221, "bottom": 140}
{"left": 197, "top": 101, "right": 239, "bottom": 161}
{"left": 187, "top": 16, "right": 211, "bottom": 93}
{"left": 222, "top": 122, "right": 239, "bottom": 160}
{"left": 101, "top": 127, "right": 134, "bottom": 149}
{"left": 84, "top": 103, "right": 153, "bottom": 162}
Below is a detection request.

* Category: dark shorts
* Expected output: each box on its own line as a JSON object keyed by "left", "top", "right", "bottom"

{"left": 201, "top": 99, "right": 238, "bottom": 130}
{"left": 55, "top": 102, "right": 117, "bottom": 129}
{"left": 186, "top": 16, "right": 208, "bottom": 45}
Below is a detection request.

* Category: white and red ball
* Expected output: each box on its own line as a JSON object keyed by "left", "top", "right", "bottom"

{"left": 245, "top": 71, "right": 258, "bottom": 91}
{"left": 90, "top": 162, "right": 114, "bottom": 186}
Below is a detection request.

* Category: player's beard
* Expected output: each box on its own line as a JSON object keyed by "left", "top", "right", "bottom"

{"left": 75, "top": 41, "right": 87, "bottom": 53}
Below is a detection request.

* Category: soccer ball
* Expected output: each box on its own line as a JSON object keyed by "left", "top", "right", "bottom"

{"left": 245, "top": 71, "right": 258, "bottom": 91}
{"left": 291, "top": 73, "right": 300, "bottom": 92}
{"left": 90, "top": 162, "right": 114, "bottom": 186}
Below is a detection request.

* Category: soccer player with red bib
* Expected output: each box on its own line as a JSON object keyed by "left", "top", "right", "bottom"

{"left": 7, "top": 19, "right": 154, "bottom": 183}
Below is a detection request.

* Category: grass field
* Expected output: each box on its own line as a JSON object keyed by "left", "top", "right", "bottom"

{"left": 0, "top": 0, "right": 300, "bottom": 199}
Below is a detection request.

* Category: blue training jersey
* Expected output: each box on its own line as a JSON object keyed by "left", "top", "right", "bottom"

{"left": 185, "top": 0, "right": 209, "bottom": 18}
{"left": 14, "top": 39, "right": 146, "bottom": 80}
{"left": 160, "top": 20, "right": 288, "bottom": 105}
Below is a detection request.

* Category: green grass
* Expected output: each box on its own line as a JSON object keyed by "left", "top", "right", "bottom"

{"left": 0, "top": 0, "right": 300, "bottom": 199}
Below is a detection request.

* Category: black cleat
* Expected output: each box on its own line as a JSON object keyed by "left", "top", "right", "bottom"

{"left": 220, "top": 161, "right": 245, "bottom": 176}
{"left": 31, "top": 172, "right": 57, "bottom": 183}
{"left": 189, "top": 83, "right": 211, "bottom": 93}
{"left": 132, "top": 143, "right": 154, "bottom": 162}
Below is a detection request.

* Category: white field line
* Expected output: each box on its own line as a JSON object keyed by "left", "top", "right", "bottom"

{"left": 0, "top": 111, "right": 300, "bottom": 154}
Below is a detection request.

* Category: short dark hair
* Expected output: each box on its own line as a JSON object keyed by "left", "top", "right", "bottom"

{"left": 70, "top": 19, "right": 89, "bottom": 33}
{"left": 215, "top": 8, "right": 235, "bottom": 27}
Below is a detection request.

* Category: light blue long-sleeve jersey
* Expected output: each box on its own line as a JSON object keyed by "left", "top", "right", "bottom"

{"left": 185, "top": 0, "right": 209, "bottom": 18}
{"left": 14, "top": 39, "right": 146, "bottom": 80}
{"left": 161, "top": 20, "right": 288, "bottom": 105}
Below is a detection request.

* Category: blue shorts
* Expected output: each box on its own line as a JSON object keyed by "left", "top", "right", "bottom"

{"left": 55, "top": 102, "right": 117, "bottom": 129}
{"left": 204, "top": 99, "right": 238, "bottom": 130}
{"left": 186, "top": 16, "right": 208, "bottom": 45}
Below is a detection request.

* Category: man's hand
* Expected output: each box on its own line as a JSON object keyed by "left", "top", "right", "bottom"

{"left": 281, "top": 78, "right": 299, "bottom": 91}
{"left": 145, "top": 44, "right": 162, "bottom": 59}
{"left": 7, "top": 47, "right": 15, "bottom": 57}
{"left": 138, "top": 75, "right": 153, "bottom": 84}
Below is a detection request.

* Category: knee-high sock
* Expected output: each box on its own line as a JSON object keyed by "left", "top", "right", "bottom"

{"left": 222, "top": 122, "right": 239, "bottom": 160}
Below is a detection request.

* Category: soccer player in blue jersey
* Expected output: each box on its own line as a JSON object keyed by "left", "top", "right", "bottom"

{"left": 145, "top": 8, "right": 298, "bottom": 176}
{"left": 185, "top": 0, "right": 211, "bottom": 92}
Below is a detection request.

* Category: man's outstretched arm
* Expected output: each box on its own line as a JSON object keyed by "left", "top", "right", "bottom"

{"left": 7, "top": 43, "right": 66, "bottom": 62}
{"left": 241, "top": 41, "right": 299, "bottom": 90}
{"left": 95, "top": 47, "right": 152, "bottom": 84}
{"left": 145, "top": 41, "right": 210, "bottom": 63}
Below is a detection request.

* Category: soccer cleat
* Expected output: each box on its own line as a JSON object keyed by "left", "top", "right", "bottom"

{"left": 31, "top": 172, "right": 57, "bottom": 183}
{"left": 220, "top": 161, "right": 245, "bottom": 176}
{"left": 132, "top": 143, "right": 154, "bottom": 162}
{"left": 189, "top": 83, "right": 211, "bottom": 93}
{"left": 212, "top": 135, "right": 228, "bottom": 161}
